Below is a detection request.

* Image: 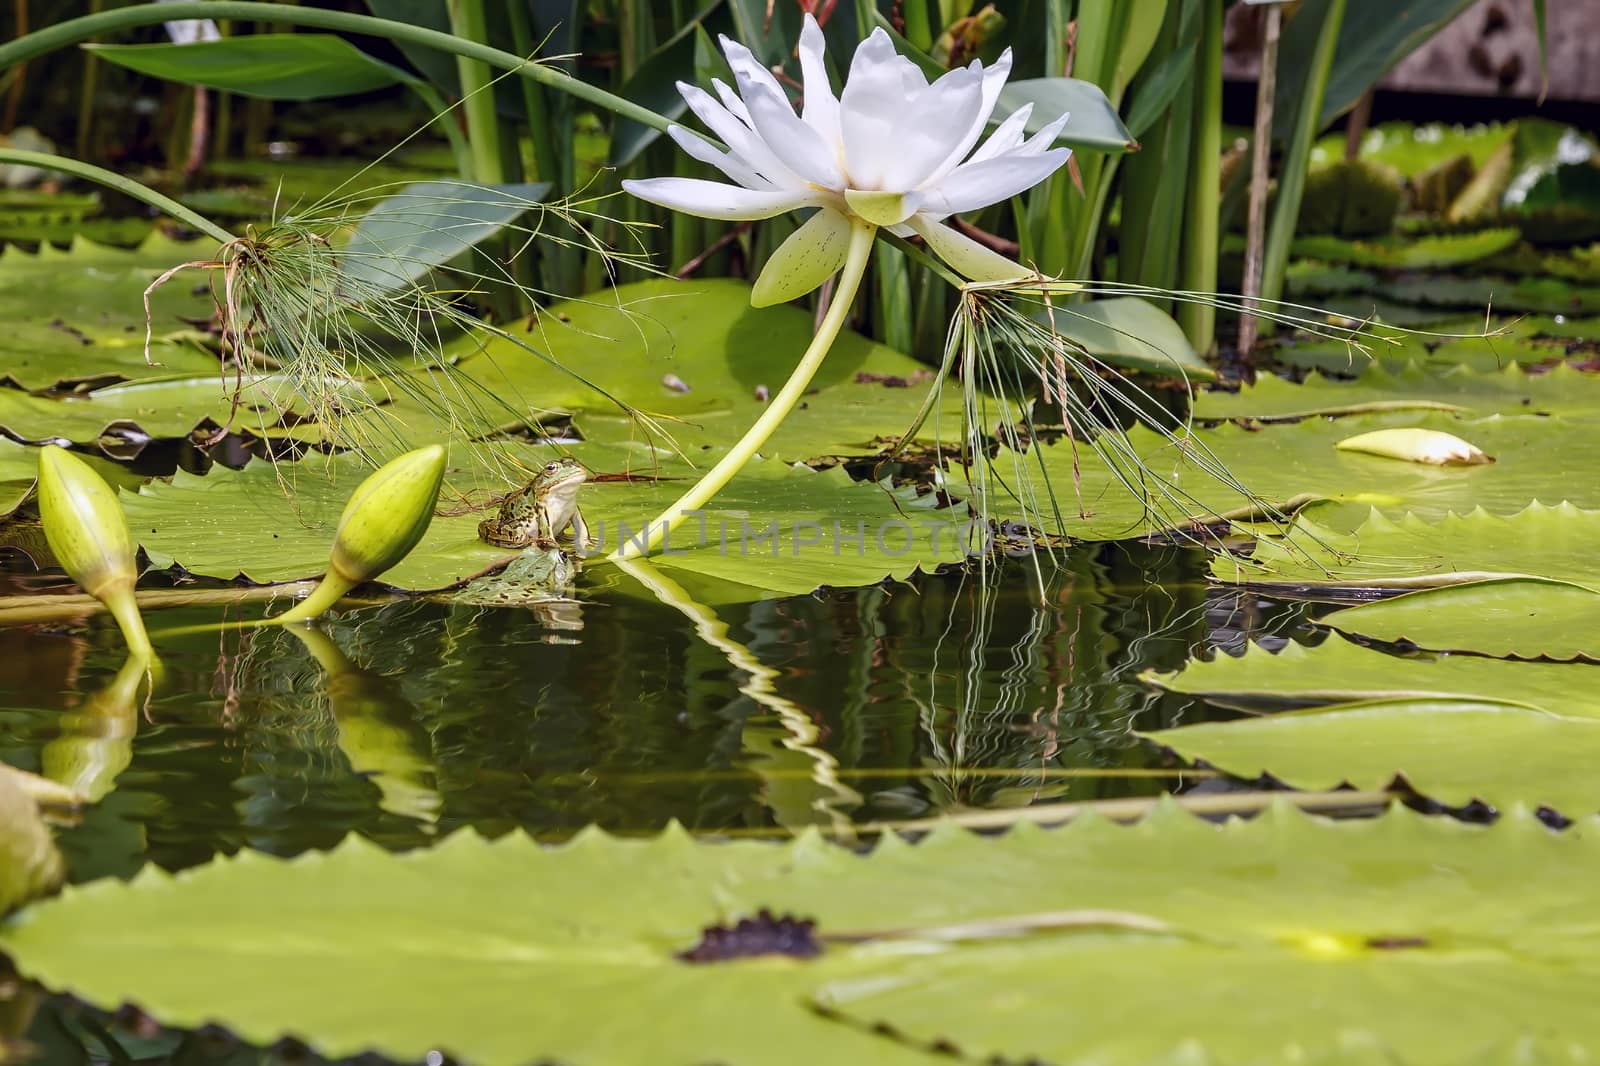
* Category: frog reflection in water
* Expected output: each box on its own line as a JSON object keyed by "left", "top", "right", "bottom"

{"left": 477, "top": 457, "right": 593, "bottom": 550}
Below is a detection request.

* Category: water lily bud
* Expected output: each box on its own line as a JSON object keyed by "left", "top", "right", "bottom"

{"left": 36, "top": 445, "right": 153, "bottom": 660}
{"left": 0, "top": 767, "right": 64, "bottom": 912}
{"left": 275, "top": 445, "right": 447, "bottom": 623}
{"left": 1335, "top": 428, "right": 1492, "bottom": 466}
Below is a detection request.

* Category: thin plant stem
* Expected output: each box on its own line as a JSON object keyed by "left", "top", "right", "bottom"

{"left": 0, "top": 3, "right": 678, "bottom": 140}
{"left": 1260, "top": 0, "right": 1346, "bottom": 308}
{"left": 1177, "top": 0, "right": 1223, "bottom": 355}
{"left": 1238, "top": 2, "right": 1281, "bottom": 357}
{"left": 609, "top": 220, "right": 877, "bottom": 561}
{"left": 0, "top": 148, "right": 235, "bottom": 243}
{"left": 446, "top": 0, "right": 503, "bottom": 185}
{"left": 613, "top": 556, "right": 859, "bottom": 832}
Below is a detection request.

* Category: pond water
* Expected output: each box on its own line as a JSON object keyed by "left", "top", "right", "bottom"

{"left": 0, "top": 547, "right": 1315, "bottom": 1062}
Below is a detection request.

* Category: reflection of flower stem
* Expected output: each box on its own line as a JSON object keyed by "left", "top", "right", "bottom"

{"left": 610, "top": 221, "right": 877, "bottom": 561}
{"left": 612, "top": 556, "right": 860, "bottom": 833}
{"left": 41, "top": 653, "right": 149, "bottom": 803}
{"left": 285, "top": 624, "right": 442, "bottom": 825}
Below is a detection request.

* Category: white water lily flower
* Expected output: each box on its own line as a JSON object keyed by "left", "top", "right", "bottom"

{"left": 622, "top": 16, "right": 1071, "bottom": 307}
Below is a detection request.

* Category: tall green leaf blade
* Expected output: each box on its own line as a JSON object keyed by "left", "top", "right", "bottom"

{"left": 339, "top": 180, "right": 550, "bottom": 295}
{"left": 994, "top": 78, "right": 1137, "bottom": 153}
{"left": 1035, "top": 296, "right": 1214, "bottom": 379}
{"left": 85, "top": 35, "right": 409, "bottom": 101}
{"left": 1274, "top": 0, "right": 1476, "bottom": 135}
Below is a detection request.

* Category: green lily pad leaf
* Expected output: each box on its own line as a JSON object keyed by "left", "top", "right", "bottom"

{"left": 1143, "top": 636, "right": 1600, "bottom": 719}
{"left": 0, "top": 233, "right": 221, "bottom": 389}
{"left": 85, "top": 35, "right": 410, "bottom": 101}
{"left": 1036, "top": 297, "right": 1214, "bottom": 380}
{"left": 1323, "top": 579, "right": 1600, "bottom": 661}
{"left": 985, "top": 411, "right": 1600, "bottom": 541}
{"left": 1216, "top": 504, "right": 1600, "bottom": 591}
{"left": 339, "top": 181, "right": 550, "bottom": 296}
{"left": 125, "top": 447, "right": 967, "bottom": 599}
{"left": 9, "top": 806, "right": 1600, "bottom": 1064}
{"left": 1194, "top": 361, "right": 1600, "bottom": 421}
{"left": 389, "top": 278, "right": 971, "bottom": 462}
{"left": 1143, "top": 699, "right": 1600, "bottom": 815}
{"left": 1291, "top": 229, "right": 1521, "bottom": 269}
{"left": 1381, "top": 274, "right": 1600, "bottom": 315}
{"left": 1324, "top": 121, "right": 1515, "bottom": 179}
{"left": 0, "top": 375, "right": 308, "bottom": 454}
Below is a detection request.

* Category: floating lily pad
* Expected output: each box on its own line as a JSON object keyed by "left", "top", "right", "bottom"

{"left": 0, "top": 375, "right": 309, "bottom": 453}
{"left": 7, "top": 807, "right": 1600, "bottom": 1064}
{"left": 340, "top": 277, "right": 974, "bottom": 463}
{"left": 1195, "top": 361, "right": 1600, "bottom": 421}
{"left": 984, "top": 412, "right": 1600, "bottom": 540}
{"left": 0, "top": 234, "right": 221, "bottom": 389}
{"left": 1143, "top": 637, "right": 1600, "bottom": 719}
{"left": 1291, "top": 229, "right": 1520, "bottom": 270}
{"left": 1216, "top": 505, "right": 1600, "bottom": 592}
{"left": 1144, "top": 699, "right": 1600, "bottom": 815}
{"left": 125, "top": 446, "right": 967, "bottom": 599}
{"left": 1382, "top": 275, "right": 1600, "bottom": 315}
{"left": 1323, "top": 579, "right": 1600, "bottom": 661}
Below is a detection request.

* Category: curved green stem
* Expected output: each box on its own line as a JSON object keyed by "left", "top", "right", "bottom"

{"left": 0, "top": 148, "right": 236, "bottom": 244}
{"left": 0, "top": 3, "right": 676, "bottom": 138}
{"left": 610, "top": 221, "right": 877, "bottom": 561}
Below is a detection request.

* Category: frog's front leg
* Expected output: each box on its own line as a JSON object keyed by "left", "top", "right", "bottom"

{"left": 534, "top": 504, "right": 559, "bottom": 550}
{"left": 570, "top": 506, "right": 593, "bottom": 551}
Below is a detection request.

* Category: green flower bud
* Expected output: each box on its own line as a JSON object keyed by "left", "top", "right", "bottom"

{"left": 275, "top": 445, "right": 447, "bottom": 623}
{"left": 36, "top": 445, "right": 153, "bottom": 660}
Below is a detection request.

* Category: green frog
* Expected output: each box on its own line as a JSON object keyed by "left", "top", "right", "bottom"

{"left": 477, "top": 457, "right": 592, "bottom": 550}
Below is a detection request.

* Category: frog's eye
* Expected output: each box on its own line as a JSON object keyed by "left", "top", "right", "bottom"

{"left": 544, "top": 461, "right": 561, "bottom": 472}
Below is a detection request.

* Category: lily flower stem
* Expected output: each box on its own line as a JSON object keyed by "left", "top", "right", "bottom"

{"left": 610, "top": 220, "right": 877, "bottom": 561}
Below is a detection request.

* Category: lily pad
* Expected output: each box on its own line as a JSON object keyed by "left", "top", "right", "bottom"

{"left": 1215, "top": 504, "right": 1600, "bottom": 592}
{"left": 1382, "top": 275, "right": 1600, "bottom": 315}
{"left": 1291, "top": 229, "right": 1521, "bottom": 270}
{"left": 124, "top": 447, "right": 968, "bottom": 599}
{"left": 0, "top": 233, "right": 221, "bottom": 389}
{"left": 1322, "top": 579, "right": 1600, "bottom": 661}
{"left": 984, "top": 412, "right": 1600, "bottom": 540}
{"left": 355, "top": 277, "right": 973, "bottom": 462}
{"left": 1194, "top": 361, "right": 1600, "bottom": 422}
{"left": 8, "top": 808, "right": 1600, "bottom": 1064}
{"left": 1143, "top": 636, "right": 1600, "bottom": 719}
{"left": 1143, "top": 700, "right": 1600, "bottom": 815}
{"left": 0, "top": 375, "right": 308, "bottom": 453}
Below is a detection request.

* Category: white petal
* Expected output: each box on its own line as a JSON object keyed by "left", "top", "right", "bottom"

{"left": 680, "top": 82, "right": 805, "bottom": 189}
{"left": 721, "top": 35, "right": 847, "bottom": 186}
{"left": 881, "top": 65, "right": 985, "bottom": 190}
{"left": 967, "top": 103, "right": 1032, "bottom": 165}
{"left": 838, "top": 29, "right": 913, "bottom": 189}
{"left": 719, "top": 35, "right": 790, "bottom": 106}
{"left": 712, "top": 78, "right": 754, "bottom": 125}
{"left": 738, "top": 78, "right": 845, "bottom": 189}
{"left": 622, "top": 177, "right": 812, "bottom": 221}
{"left": 1015, "top": 111, "right": 1072, "bottom": 156}
{"left": 797, "top": 15, "right": 842, "bottom": 152}
{"left": 667, "top": 125, "right": 772, "bottom": 190}
{"left": 922, "top": 49, "right": 1015, "bottom": 185}
{"left": 751, "top": 208, "right": 854, "bottom": 307}
{"left": 922, "top": 148, "right": 1071, "bottom": 216}
{"left": 907, "top": 214, "right": 1033, "bottom": 282}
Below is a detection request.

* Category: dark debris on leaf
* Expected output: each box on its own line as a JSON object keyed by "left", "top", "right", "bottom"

{"left": 676, "top": 909, "right": 822, "bottom": 963}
